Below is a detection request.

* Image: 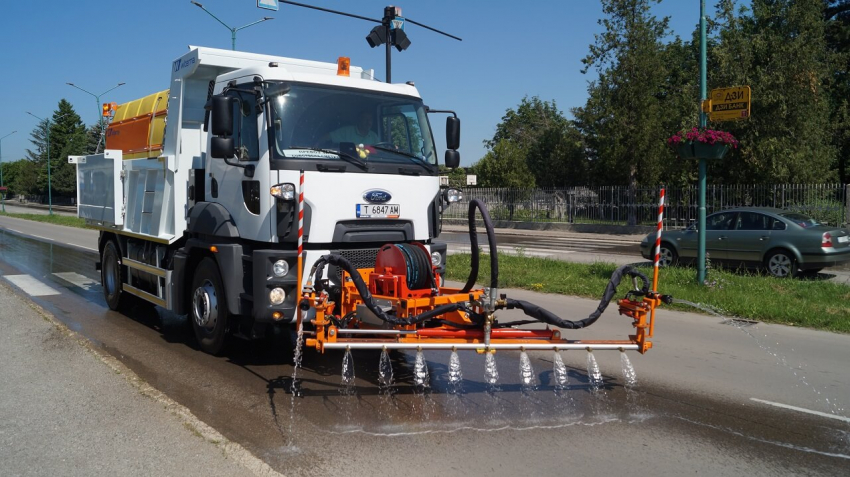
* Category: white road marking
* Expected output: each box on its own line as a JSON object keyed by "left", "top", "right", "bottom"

{"left": 52, "top": 272, "right": 100, "bottom": 291}
{"left": 3, "top": 274, "right": 61, "bottom": 296}
{"left": 750, "top": 398, "right": 850, "bottom": 424}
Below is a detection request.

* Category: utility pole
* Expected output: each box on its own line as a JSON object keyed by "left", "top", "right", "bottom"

{"left": 190, "top": 1, "right": 273, "bottom": 51}
{"left": 697, "top": 0, "right": 708, "bottom": 285}
{"left": 0, "top": 130, "right": 16, "bottom": 213}
{"left": 67, "top": 82, "right": 125, "bottom": 154}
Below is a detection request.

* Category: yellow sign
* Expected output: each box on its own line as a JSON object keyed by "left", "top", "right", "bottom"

{"left": 709, "top": 86, "right": 751, "bottom": 121}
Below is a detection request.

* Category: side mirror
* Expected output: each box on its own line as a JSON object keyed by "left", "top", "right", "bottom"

{"left": 446, "top": 116, "right": 460, "bottom": 151}
{"left": 445, "top": 149, "right": 460, "bottom": 169}
{"left": 211, "top": 95, "right": 233, "bottom": 137}
{"left": 211, "top": 137, "right": 235, "bottom": 159}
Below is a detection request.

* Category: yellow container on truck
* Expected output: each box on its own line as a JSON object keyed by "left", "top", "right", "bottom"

{"left": 105, "top": 90, "right": 169, "bottom": 159}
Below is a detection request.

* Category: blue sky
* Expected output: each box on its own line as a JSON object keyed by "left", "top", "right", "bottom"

{"left": 0, "top": 1, "right": 706, "bottom": 167}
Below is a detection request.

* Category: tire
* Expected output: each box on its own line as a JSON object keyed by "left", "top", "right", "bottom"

{"left": 658, "top": 243, "right": 678, "bottom": 267}
{"left": 190, "top": 258, "right": 231, "bottom": 355}
{"left": 101, "top": 240, "right": 130, "bottom": 311}
{"left": 765, "top": 250, "right": 798, "bottom": 278}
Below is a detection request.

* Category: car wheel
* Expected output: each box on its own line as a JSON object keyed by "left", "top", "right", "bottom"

{"left": 102, "top": 240, "right": 130, "bottom": 311}
{"left": 191, "top": 257, "right": 231, "bottom": 355}
{"left": 765, "top": 250, "right": 797, "bottom": 278}
{"left": 658, "top": 243, "right": 678, "bottom": 267}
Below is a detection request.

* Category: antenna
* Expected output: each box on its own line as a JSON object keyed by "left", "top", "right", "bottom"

{"left": 278, "top": 1, "right": 461, "bottom": 83}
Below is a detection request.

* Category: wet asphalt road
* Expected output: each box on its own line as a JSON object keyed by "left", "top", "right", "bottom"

{"left": 1, "top": 228, "right": 849, "bottom": 476}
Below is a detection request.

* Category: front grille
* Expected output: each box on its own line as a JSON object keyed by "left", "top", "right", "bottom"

{"left": 334, "top": 248, "right": 380, "bottom": 281}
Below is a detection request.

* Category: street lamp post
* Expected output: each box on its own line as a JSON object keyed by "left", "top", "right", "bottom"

{"left": 66, "top": 82, "right": 125, "bottom": 154}
{"left": 0, "top": 130, "right": 17, "bottom": 213}
{"left": 190, "top": 1, "right": 273, "bottom": 50}
{"left": 26, "top": 112, "right": 71, "bottom": 216}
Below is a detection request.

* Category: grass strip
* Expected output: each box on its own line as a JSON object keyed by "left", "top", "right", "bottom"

{"left": 0, "top": 212, "right": 89, "bottom": 229}
{"left": 446, "top": 253, "right": 850, "bottom": 333}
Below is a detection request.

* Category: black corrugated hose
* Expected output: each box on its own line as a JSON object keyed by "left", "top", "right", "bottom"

{"left": 497, "top": 265, "right": 650, "bottom": 329}
{"left": 460, "top": 199, "right": 499, "bottom": 294}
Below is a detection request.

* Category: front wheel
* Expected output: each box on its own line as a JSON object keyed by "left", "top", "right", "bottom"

{"left": 190, "top": 258, "right": 231, "bottom": 355}
{"left": 765, "top": 250, "right": 798, "bottom": 278}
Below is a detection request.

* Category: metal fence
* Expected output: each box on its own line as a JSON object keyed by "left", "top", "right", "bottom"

{"left": 445, "top": 184, "right": 849, "bottom": 228}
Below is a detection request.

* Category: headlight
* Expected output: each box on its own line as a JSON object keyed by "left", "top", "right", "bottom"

{"left": 269, "top": 287, "right": 286, "bottom": 305}
{"left": 444, "top": 188, "right": 462, "bottom": 204}
{"left": 431, "top": 251, "right": 442, "bottom": 266}
{"left": 270, "top": 183, "right": 296, "bottom": 201}
{"left": 272, "top": 260, "right": 289, "bottom": 277}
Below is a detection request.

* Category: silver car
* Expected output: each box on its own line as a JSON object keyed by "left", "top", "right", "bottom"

{"left": 640, "top": 207, "right": 850, "bottom": 277}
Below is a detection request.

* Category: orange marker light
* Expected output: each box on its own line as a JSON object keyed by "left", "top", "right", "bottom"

{"left": 272, "top": 311, "right": 283, "bottom": 320}
{"left": 210, "top": 246, "right": 218, "bottom": 253}
{"left": 337, "top": 57, "right": 350, "bottom": 77}
{"left": 102, "top": 103, "right": 110, "bottom": 117}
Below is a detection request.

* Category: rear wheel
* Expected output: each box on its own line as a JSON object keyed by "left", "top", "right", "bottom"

{"left": 101, "top": 240, "right": 129, "bottom": 311}
{"left": 658, "top": 243, "right": 678, "bottom": 267}
{"left": 765, "top": 250, "right": 797, "bottom": 278}
{"left": 191, "top": 258, "right": 231, "bottom": 355}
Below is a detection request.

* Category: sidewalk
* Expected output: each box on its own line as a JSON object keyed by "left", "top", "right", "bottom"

{"left": 0, "top": 284, "right": 278, "bottom": 476}
{"left": 442, "top": 223, "right": 646, "bottom": 243}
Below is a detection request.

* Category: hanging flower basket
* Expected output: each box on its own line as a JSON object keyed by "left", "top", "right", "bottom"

{"left": 667, "top": 128, "right": 738, "bottom": 160}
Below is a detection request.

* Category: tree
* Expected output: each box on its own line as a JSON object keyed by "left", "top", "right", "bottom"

{"left": 575, "top": 0, "right": 670, "bottom": 224}
{"left": 711, "top": 0, "right": 836, "bottom": 183}
{"left": 473, "top": 139, "right": 536, "bottom": 188}
{"left": 24, "top": 99, "right": 87, "bottom": 199}
{"left": 483, "top": 96, "right": 588, "bottom": 187}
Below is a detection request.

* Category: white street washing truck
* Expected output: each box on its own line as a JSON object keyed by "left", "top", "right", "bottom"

{"left": 70, "top": 46, "right": 463, "bottom": 354}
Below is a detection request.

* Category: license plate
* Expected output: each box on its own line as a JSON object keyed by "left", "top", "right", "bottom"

{"left": 839, "top": 236, "right": 849, "bottom": 243}
{"left": 357, "top": 204, "right": 400, "bottom": 218}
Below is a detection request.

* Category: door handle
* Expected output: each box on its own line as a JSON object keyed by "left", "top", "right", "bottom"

{"left": 718, "top": 236, "right": 727, "bottom": 240}
{"left": 759, "top": 236, "right": 769, "bottom": 241}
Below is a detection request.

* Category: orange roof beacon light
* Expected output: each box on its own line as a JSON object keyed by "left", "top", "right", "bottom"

{"left": 337, "top": 56, "right": 351, "bottom": 77}
{"left": 102, "top": 102, "right": 118, "bottom": 118}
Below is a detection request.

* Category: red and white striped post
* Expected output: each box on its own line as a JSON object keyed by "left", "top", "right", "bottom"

{"left": 652, "top": 187, "right": 666, "bottom": 293}
{"left": 296, "top": 170, "right": 305, "bottom": 329}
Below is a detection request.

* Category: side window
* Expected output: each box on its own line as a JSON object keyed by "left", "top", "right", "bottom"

{"left": 231, "top": 91, "right": 259, "bottom": 161}
{"left": 735, "top": 212, "right": 771, "bottom": 231}
{"left": 381, "top": 105, "right": 424, "bottom": 156}
{"left": 706, "top": 212, "right": 736, "bottom": 231}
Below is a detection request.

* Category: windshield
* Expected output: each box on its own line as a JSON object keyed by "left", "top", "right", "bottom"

{"left": 267, "top": 82, "right": 437, "bottom": 172}
{"left": 779, "top": 212, "right": 821, "bottom": 228}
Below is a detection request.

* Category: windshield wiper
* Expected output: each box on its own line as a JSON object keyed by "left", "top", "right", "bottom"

{"left": 288, "top": 146, "right": 368, "bottom": 170}
{"left": 370, "top": 145, "right": 437, "bottom": 173}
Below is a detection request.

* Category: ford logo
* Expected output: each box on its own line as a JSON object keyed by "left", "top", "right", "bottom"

{"left": 363, "top": 189, "right": 392, "bottom": 204}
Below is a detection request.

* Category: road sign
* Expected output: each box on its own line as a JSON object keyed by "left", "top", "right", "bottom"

{"left": 391, "top": 17, "right": 405, "bottom": 30}
{"left": 709, "top": 85, "right": 751, "bottom": 121}
{"left": 257, "top": 0, "right": 279, "bottom": 12}
{"left": 466, "top": 174, "right": 477, "bottom": 186}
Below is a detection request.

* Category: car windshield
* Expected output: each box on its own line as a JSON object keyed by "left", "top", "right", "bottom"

{"left": 266, "top": 82, "right": 437, "bottom": 171}
{"left": 779, "top": 212, "right": 821, "bottom": 228}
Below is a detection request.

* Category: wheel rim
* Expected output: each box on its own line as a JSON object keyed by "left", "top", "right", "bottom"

{"left": 660, "top": 248, "right": 674, "bottom": 267}
{"left": 768, "top": 254, "right": 792, "bottom": 277}
{"left": 192, "top": 279, "right": 218, "bottom": 330}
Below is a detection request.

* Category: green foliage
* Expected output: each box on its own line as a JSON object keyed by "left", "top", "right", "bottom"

{"left": 574, "top": 0, "right": 671, "bottom": 193}
{"left": 710, "top": 0, "right": 837, "bottom": 184}
{"left": 23, "top": 99, "right": 87, "bottom": 198}
{"left": 474, "top": 139, "right": 536, "bottom": 188}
